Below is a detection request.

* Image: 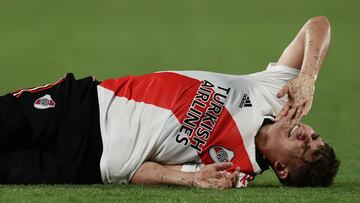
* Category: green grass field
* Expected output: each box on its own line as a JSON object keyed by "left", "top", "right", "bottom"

{"left": 0, "top": 0, "right": 359, "bottom": 202}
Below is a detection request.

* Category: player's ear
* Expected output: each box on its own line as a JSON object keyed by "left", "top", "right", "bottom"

{"left": 274, "top": 161, "right": 288, "bottom": 179}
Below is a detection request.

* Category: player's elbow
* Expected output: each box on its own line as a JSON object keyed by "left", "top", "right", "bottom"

{"left": 310, "top": 16, "right": 330, "bottom": 24}
{"left": 306, "top": 16, "right": 331, "bottom": 44}
{"left": 310, "top": 16, "right": 330, "bottom": 28}
{"left": 308, "top": 16, "right": 331, "bottom": 33}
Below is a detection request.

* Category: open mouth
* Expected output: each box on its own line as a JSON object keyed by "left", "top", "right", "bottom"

{"left": 289, "top": 125, "right": 300, "bottom": 138}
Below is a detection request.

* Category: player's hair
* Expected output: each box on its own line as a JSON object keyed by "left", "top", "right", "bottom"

{"left": 279, "top": 143, "right": 340, "bottom": 187}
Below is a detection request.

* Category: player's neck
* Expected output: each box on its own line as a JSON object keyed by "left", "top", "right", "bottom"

{"left": 255, "top": 124, "right": 274, "bottom": 163}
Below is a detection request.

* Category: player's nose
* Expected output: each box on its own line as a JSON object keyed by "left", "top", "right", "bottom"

{"left": 295, "top": 126, "right": 311, "bottom": 141}
{"left": 302, "top": 129, "right": 314, "bottom": 142}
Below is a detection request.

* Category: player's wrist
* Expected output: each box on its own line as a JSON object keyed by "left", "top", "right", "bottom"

{"left": 299, "top": 72, "right": 317, "bottom": 83}
{"left": 173, "top": 171, "right": 198, "bottom": 188}
{"left": 189, "top": 171, "right": 208, "bottom": 188}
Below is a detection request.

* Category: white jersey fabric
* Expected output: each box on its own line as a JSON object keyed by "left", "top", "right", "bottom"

{"left": 96, "top": 63, "right": 299, "bottom": 187}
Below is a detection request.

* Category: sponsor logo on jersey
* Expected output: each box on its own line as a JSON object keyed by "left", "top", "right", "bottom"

{"left": 34, "top": 94, "right": 56, "bottom": 109}
{"left": 239, "top": 93, "right": 252, "bottom": 108}
{"left": 175, "top": 80, "right": 231, "bottom": 153}
{"left": 209, "top": 146, "right": 235, "bottom": 163}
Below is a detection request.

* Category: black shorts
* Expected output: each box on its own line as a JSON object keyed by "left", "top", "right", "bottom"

{"left": 0, "top": 73, "right": 103, "bottom": 184}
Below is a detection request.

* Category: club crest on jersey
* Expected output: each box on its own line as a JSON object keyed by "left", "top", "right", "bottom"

{"left": 34, "top": 94, "right": 56, "bottom": 109}
{"left": 209, "top": 146, "right": 235, "bottom": 163}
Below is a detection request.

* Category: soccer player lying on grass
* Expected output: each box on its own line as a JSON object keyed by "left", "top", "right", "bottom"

{"left": 0, "top": 16, "right": 339, "bottom": 188}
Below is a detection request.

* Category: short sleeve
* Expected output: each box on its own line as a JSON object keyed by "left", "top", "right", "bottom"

{"left": 248, "top": 63, "right": 299, "bottom": 90}
{"left": 245, "top": 63, "right": 300, "bottom": 113}
{"left": 265, "top": 63, "right": 300, "bottom": 76}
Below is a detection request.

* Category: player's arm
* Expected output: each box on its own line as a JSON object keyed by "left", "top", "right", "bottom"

{"left": 131, "top": 161, "right": 240, "bottom": 189}
{"left": 275, "top": 16, "right": 331, "bottom": 121}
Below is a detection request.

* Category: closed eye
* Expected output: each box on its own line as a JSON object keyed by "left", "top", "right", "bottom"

{"left": 311, "top": 133, "right": 320, "bottom": 140}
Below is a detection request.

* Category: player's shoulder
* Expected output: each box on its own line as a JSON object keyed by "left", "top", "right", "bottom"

{"left": 246, "top": 63, "right": 300, "bottom": 82}
{"left": 160, "top": 70, "right": 240, "bottom": 83}
{"left": 264, "top": 63, "right": 300, "bottom": 74}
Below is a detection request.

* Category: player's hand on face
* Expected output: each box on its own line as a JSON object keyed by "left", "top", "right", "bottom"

{"left": 282, "top": 106, "right": 299, "bottom": 128}
{"left": 192, "top": 162, "right": 240, "bottom": 189}
{"left": 276, "top": 73, "right": 315, "bottom": 123}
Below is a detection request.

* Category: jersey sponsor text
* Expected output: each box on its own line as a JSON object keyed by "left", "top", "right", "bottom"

{"left": 175, "top": 80, "right": 231, "bottom": 153}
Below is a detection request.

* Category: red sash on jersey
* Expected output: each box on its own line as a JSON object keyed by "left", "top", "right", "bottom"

{"left": 100, "top": 72, "right": 254, "bottom": 174}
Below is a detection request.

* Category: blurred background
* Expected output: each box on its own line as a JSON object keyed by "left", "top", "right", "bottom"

{"left": 0, "top": 0, "right": 359, "bottom": 186}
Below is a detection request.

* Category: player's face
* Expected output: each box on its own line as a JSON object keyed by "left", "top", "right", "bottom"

{"left": 266, "top": 117, "right": 325, "bottom": 167}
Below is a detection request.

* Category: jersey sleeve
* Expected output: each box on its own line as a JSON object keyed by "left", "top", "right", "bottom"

{"left": 249, "top": 63, "right": 299, "bottom": 93}
{"left": 245, "top": 63, "right": 300, "bottom": 112}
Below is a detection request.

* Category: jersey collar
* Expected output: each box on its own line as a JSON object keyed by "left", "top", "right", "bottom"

{"left": 255, "top": 116, "right": 275, "bottom": 172}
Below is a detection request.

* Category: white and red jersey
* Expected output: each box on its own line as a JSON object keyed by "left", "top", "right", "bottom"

{"left": 96, "top": 63, "right": 299, "bottom": 187}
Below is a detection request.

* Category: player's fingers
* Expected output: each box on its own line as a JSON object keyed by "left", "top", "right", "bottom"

{"left": 215, "top": 174, "right": 231, "bottom": 189}
{"left": 227, "top": 179, "right": 233, "bottom": 189}
{"left": 294, "top": 104, "right": 304, "bottom": 121}
{"left": 225, "top": 174, "right": 234, "bottom": 189}
{"left": 234, "top": 167, "right": 241, "bottom": 185}
{"left": 284, "top": 108, "right": 299, "bottom": 128}
{"left": 302, "top": 100, "right": 313, "bottom": 116}
{"left": 216, "top": 172, "right": 224, "bottom": 179}
{"left": 218, "top": 180, "right": 231, "bottom": 190}
{"left": 217, "top": 170, "right": 237, "bottom": 187}
{"left": 219, "top": 178, "right": 230, "bottom": 189}
{"left": 291, "top": 115, "right": 301, "bottom": 126}
{"left": 278, "top": 103, "right": 290, "bottom": 116}
{"left": 276, "top": 104, "right": 290, "bottom": 122}
{"left": 277, "top": 85, "right": 289, "bottom": 98}
{"left": 286, "top": 107, "right": 297, "bottom": 120}
{"left": 228, "top": 173, "right": 239, "bottom": 186}
{"left": 213, "top": 162, "right": 233, "bottom": 172}
{"left": 228, "top": 170, "right": 240, "bottom": 181}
